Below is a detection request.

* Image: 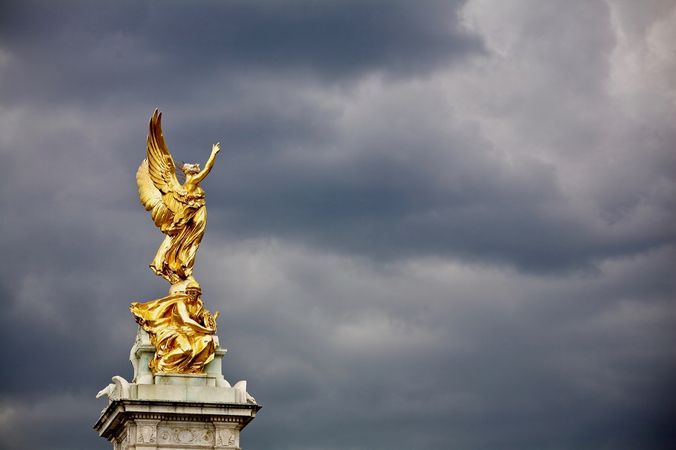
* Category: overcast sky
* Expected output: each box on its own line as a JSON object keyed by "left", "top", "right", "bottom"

{"left": 1, "top": 1, "right": 675, "bottom": 449}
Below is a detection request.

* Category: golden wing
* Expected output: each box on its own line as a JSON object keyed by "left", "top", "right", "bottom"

{"left": 146, "top": 109, "right": 185, "bottom": 196}
{"left": 138, "top": 109, "right": 188, "bottom": 234}
{"left": 136, "top": 159, "right": 175, "bottom": 233}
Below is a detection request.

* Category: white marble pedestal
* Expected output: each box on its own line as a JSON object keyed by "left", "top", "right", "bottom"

{"left": 94, "top": 329, "right": 260, "bottom": 450}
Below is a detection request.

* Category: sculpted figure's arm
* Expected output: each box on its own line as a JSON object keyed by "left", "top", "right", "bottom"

{"left": 193, "top": 142, "right": 220, "bottom": 184}
{"left": 175, "top": 301, "right": 216, "bottom": 334}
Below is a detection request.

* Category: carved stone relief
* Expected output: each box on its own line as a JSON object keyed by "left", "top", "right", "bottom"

{"left": 157, "top": 423, "right": 215, "bottom": 446}
{"left": 135, "top": 420, "right": 159, "bottom": 444}
{"left": 215, "top": 427, "right": 239, "bottom": 448}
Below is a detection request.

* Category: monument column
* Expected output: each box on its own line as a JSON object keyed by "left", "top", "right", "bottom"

{"left": 94, "top": 110, "right": 260, "bottom": 449}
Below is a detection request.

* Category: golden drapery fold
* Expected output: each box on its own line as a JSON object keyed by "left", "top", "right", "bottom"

{"left": 150, "top": 200, "right": 207, "bottom": 283}
{"left": 130, "top": 292, "right": 217, "bottom": 374}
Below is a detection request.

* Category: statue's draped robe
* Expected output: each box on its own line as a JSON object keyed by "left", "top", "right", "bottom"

{"left": 150, "top": 191, "right": 206, "bottom": 283}
{"left": 130, "top": 293, "right": 216, "bottom": 374}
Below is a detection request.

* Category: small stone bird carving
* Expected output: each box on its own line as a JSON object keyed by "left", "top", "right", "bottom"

{"left": 96, "top": 376, "right": 131, "bottom": 401}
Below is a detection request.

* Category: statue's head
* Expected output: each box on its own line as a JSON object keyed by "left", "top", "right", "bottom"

{"left": 185, "top": 277, "right": 202, "bottom": 301}
{"left": 181, "top": 163, "right": 201, "bottom": 175}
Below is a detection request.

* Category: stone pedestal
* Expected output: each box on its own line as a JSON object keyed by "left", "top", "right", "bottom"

{"left": 94, "top": 400, "right": 259, "bottom": 450}
{"left": 95, "top": 328, "right": 260, "bottom": 450}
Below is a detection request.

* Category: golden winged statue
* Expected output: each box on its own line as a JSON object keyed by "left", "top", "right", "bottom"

{"left": 137, "top": 109, "right": 219, "bottom": 287}
{"left": 130, "top": 109, "right": 220, "bottom": 374}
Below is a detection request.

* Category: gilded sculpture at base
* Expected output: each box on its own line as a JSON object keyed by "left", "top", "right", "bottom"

{"left": 130, "top": 109, "right": 220, "bottom": 374}
{"left": 131, "top": 282, "right": 218, "bottom": 373}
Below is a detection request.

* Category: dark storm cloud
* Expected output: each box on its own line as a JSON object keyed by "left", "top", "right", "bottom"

{"left": 209, "top": 117, "right": 672, "bottom": 273}
{"left": 0, "top": 1, "right": 485, "bottom": 447}
{"left": 194, "top": 241, "right": 676, "bottom": 450}
{"left": 0, "top": 0, "right": 480, "bottom": 106}
{"left": 3, "top": 0, "right": 670, "bottom": 273}
{"left": 0, "top": 0, "right": 675, "bottom": 450}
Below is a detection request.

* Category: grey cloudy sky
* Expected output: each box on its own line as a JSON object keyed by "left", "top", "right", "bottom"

{"left": 1, "top": 1, "right": 675, "bottom": 449}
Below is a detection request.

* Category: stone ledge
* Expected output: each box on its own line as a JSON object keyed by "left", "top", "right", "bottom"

{"left": 133, "top": 384, "right": 239, "bottom": 403}
{"left": 94, "top": 399, "right": 261, "bottom": 445}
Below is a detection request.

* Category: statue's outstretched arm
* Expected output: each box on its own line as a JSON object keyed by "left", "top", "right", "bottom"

{"left": 193, "top": 142, "right": 220, "bottom": 184}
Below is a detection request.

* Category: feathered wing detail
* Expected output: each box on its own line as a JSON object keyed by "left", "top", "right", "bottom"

{"left": 138, "top": 109, "right": 191, "bottom": 235}
{"left": 146, "top": 109, "right": 185, "bottom": 196}
{"left": 137, "top": 159, "right": 175, "bottom": 232}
